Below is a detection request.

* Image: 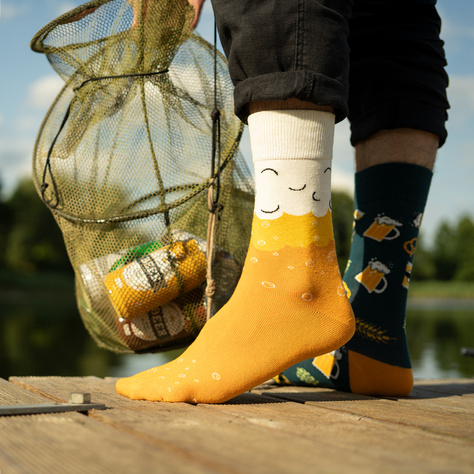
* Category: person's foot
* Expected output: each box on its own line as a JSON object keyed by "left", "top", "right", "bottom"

{"left": 117, "top": 109, "right": 356, "bottom": 403}
{"left": 116, "top": 219, "right": 354, "bottom": 402}
{"left": 116, "top": 110, "right": 355, "bottom": 403}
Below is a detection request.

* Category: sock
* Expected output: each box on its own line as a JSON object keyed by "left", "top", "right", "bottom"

{"left": 277, "top": 163, "right": 433, "bottom": 396}
{"left": 116, "top": 110, "right": 355, "bottom": 403}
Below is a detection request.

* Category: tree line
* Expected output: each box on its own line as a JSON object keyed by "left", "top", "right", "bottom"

{"left": 1, "top": 178, "right": 473, "bottom": 282}
{"left": 0, "top": 178, "right": 72, "bottom": 275}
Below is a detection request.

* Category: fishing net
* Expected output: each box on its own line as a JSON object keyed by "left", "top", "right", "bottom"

{"left": 31, "top": 0, "right": 254, "bottom": 353}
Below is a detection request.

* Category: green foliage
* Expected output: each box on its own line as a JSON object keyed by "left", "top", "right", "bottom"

{"left": 409, "top": 280, "right": 474, "bottom": 299}
{"left": 410, "top": 214, "right": 474, "bottom": 282}
{"left": 411, "top": 234, "right": 436, "bottom": 281}
{"left": 432, "top": 221, "right": 457, "bottom": 280}
{"left": 331, "top": 190, "right": 354, "bottom": 274}
{"left": 0, "top": 194, "right": 14, "bottom": 268}
{"left": 452, "top": 216, "right": 474, "bottom": 281}
{"left": 432, "top": 214, "right": 474, "bottom": 282}
{"left": 1, "top": 179, "right": 72, "bottom": 274}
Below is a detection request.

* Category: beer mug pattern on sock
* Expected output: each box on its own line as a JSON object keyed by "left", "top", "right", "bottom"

{"left": 312, "top": 350, "right": 342, "bottom": 379}
{"left": 413, "top": 213, "right": 423, "bottom": 229}
{"left": 355, "top": 259, "right": 390, "bottom": 294}
{"left": 363, "top": 215, "right": 402, "bottom": 242}
{"left": 402, "top": 262, "right": 413, "bottom": 290}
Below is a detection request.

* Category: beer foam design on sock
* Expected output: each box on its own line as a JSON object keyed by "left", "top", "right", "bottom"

{"left": 251, "top": 158, "right": 334, "bottom": 251}
{"left": 254, "top": 159, "right": 332, "bottom": 220}
{"left": 250, "top": 159, "right": 342, "bottom": 298}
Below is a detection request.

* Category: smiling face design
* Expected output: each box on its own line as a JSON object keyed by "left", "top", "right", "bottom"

{"left": 254, "top": 159, "right": 332, "bottom": 219}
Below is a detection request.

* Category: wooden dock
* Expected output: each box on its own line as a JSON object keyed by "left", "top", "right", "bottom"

{"left": 1, "top": 376, "right": 473, "bottom": 473}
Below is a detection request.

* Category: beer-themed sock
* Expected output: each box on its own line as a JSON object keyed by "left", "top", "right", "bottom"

{"left": 116, "top": 110, "right": 355, "bottom": 403}
{"left": 277, "top": 163, "right": 433, "bottom": 396}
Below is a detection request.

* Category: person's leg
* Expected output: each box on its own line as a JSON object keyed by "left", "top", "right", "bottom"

{"left": 212, "top": 0, "right": 353, "bottom": 124}
{"left": 278, "top": 0, "right": 449, "bottom": 396}
{"left": 355, "top": 129, "right": 438, "bottom": 172}
{"left": 278, "top": 132, "right": 437, "bottom": 395}
{"left": 340, "top": 132, "right": 437, "bottom": 396}
{"left": 116, "top": 0, "right": 356, "bottom": 403}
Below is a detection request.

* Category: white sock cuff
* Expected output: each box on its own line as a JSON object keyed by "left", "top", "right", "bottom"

{"left": 248, "top": 109, "right": 335, "bottom": 161}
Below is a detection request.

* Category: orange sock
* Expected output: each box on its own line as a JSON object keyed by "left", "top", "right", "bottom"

{"left": 116, "top": 110, "right": 355, "bottom": 403}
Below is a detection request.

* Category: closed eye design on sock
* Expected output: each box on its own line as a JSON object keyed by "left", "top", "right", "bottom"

{"left": 261, "top": 167, "right": 278, "bottom": 175}
{"left": 255, "top": 160, "right": 332, "bottom": 219}
{"left": 312, "top": 167, "right": 331, "bottom": 201}
{"left": 260, "top": 167, "right": 283, "bottom": 213}
{"left": 261, "top": 205, "right": 280, "bottom": 214}
{"left": 289, "top": 184, "right": 306, "bottom": 191}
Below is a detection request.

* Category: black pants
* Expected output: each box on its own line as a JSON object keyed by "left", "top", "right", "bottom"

{"left": 211, "top": 0, "right": 449, "bottom": 146}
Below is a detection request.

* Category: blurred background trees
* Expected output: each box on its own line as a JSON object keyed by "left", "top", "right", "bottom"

{"left": 428, "top": 216, "right": 474, "bottom": 282}
{"left": 0, "top": 178, "right": 72, "bottom": 279}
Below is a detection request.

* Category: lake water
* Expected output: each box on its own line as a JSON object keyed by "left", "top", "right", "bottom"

{"left": 1, "top": 290, "right": 474, "bottom": 382}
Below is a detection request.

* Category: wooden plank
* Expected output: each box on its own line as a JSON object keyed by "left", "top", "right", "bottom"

{"left": 411, "top": 379, "right": 474, "bottom": 397}
{"left": 10, "top": 376, "right": 474, "bottom": 474}
{"left": 406, "top": 394, "right": 474, "bottom": 414}
{"left": 10, "top": 376, "right": 275, "bottom": 474}
{"left": 252, "top": 384, "right": 474, "bottom": 439}
{"left": 407, "top": 380, "right": 474, "bottom": 413}
{"left": 207, "top": 389, "right": 474, "bottom": 473}
{"left": 0, "top": 377, "right": 55, "bottom": 405}
{"left": 12, "top": 376, "right": 313, "bottom": 474}
{"left": 0, "top": 378, "right": 215, "bottom": 474}
{"left": 0, "top": 413, "right": 211, "bottom": 474}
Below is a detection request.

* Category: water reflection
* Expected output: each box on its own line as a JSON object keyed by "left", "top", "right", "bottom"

{"left": 407, "top": 305, "right": 474, "bottom": 379}
{"left": 1, "top": 290, "right": 473, "bottom": 381}
{"left": 1, "top": 291, "right": 119, "bottom": 378}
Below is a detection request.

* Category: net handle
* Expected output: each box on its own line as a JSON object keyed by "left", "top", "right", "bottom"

{"left": 205, "top": 20, "right": 223, "bottom": 321}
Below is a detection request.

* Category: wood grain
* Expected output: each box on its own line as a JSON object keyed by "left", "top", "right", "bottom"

{"left": 2, "top": 377, "right": 473, "bottom": 474}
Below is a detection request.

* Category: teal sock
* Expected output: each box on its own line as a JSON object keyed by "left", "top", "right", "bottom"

{"left": 277, "top": 163, "right": 433, "bottom": 396}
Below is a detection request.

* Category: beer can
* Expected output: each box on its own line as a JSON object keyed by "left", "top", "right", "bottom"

{"left": 104, "top": 239, "right": 207, "bottom": 319}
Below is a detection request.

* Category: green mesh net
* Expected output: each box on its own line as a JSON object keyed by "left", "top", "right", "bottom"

{"left": 31, "top": 0, "right": 254, "bottom": 353}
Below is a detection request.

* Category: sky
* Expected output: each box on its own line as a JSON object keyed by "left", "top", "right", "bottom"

{"left": 0, "top": 0, "right": 473, "bottom": 246}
